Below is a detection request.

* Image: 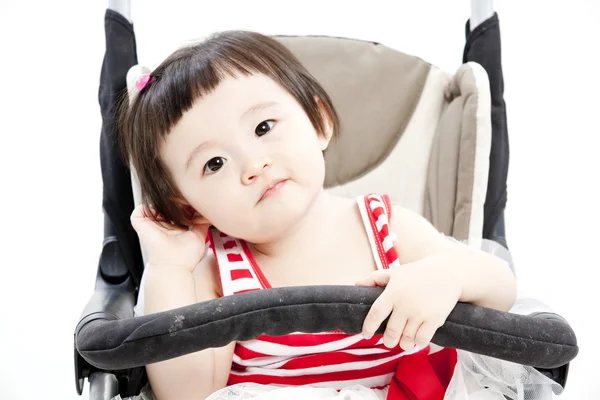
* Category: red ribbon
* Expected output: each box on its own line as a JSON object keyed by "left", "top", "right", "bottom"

{"left": 387, "top": 347, "right": 458, "bottom": 400}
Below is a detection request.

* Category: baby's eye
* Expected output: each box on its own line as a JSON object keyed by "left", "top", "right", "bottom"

{"left": 204, "top": 157, "right": 226, "bottom": 175}
{"left": 255, "top": 120, "right": 275, "bottom": 137}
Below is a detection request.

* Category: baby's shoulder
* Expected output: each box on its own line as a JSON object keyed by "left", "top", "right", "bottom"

{"left": 386, "top": 201, "right": 456, "bottom": 263}
{"left": 193, "top": 253, "right": 224, "bottom": 299}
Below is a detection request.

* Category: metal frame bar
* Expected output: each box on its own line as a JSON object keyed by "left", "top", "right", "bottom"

{"left": 470, "top": 0, "right": 495, "bottom": 30}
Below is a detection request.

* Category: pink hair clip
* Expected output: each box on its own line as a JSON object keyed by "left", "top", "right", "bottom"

{"left": 136, "top": 73, "right": 152, "bottom": 91}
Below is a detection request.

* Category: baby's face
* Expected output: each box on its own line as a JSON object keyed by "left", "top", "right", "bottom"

{"left": 161, "top": 73, "right": 331, "bottom": 243}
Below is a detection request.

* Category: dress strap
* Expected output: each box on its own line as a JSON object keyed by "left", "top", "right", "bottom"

{"left": 207, "top": 228, "right": 271, "bottom": 296}
{"left": 356, "top": 194, "right": 400, "bottom": 270}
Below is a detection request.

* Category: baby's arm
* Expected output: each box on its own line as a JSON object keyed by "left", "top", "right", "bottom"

{"left": 359, "top": 205, "right": 516, "bottom": 349}
{"left": 390, "top": 205, "right": 516, "bottom": 312}
{"left": 144, "top": 257, "right": 234, "bottom": 400}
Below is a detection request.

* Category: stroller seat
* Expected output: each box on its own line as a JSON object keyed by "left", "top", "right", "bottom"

{"left": 73, "top": 6, "right": 578, "bottom": 400}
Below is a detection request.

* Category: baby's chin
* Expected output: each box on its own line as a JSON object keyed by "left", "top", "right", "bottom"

{"left": 212, "top": 181, "right": 321, "bottom": 241}
{"left": 226, "top": 215, "right": 304, "bottom": 244}
{"left": 228, "top": 207, "right": 311, "bottom": 243}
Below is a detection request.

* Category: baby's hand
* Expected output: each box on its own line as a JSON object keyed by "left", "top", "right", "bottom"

{"left": 130, "top": 204, "right": 211, "bottom": 272}
{"left": 356, "top": 264, "right": 462, "bottom": 351}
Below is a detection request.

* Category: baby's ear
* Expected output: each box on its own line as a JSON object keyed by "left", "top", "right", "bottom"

{"left": 314, "top": 96, "right": 334, "bottom": 149}
{"left": 175, "top": 199, "right": 211, "bottom": 227}
{"left": 172, "top": 198, "right": 195, "bottom": 224}
{"left": 181, "top": 204, "right": 195, "bottom": 221}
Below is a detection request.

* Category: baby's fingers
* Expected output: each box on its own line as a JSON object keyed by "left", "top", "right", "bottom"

{"left": 414, "top": 320, "right": 441, "bottom": 349}
{"left": 131, "top": 204, "right": 180, "bottom": 237}
{"left": 130, "top": 204, "right": 151, "bottom": 229}
{"left": 131, "top": 204, "right": 164, "bottom": 223}
{"left": 130, "top": 204, "right": 146, "bottom": 219}
{"left": 382, "top": 309, "right": 407, "bottom": 348}
{"left": 399, "top": 319, "right": 422, "bottom": 351}
{"left": 355, "top": 270, "right": 392, "bottom": 287}
{"left": 362, "top": 293, "right": 393, "bottom": 340}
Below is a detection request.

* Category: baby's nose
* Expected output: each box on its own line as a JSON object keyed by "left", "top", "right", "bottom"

{"left": 241, "top": 157, "right": 272, "bottom": 184}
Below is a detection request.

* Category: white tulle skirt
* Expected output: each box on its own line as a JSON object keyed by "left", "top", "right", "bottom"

{"left": 206, "top": 383, "right": 388, "bottom": 400}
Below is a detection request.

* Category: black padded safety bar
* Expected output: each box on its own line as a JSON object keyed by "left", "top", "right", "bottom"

{"left": 76, "top": 285, "right": 578, "bottom": 371}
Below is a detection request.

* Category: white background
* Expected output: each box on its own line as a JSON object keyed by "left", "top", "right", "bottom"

{"left": 0, "top": 1, "right": 598, "bottom": 399}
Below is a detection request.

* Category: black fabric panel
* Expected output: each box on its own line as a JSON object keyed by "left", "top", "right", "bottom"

{"left": 76, "top": 286, "right": 578, "bottom": 371}
{"left": 99, "top": 9, "right": 143, "bottom": 286}
{"left": 463, "top": 13, "right": 510, "bottom": 242}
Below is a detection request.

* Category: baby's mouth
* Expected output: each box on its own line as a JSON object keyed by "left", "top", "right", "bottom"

{"left": 258, "top": 179, "right": 289, "bottom": 203}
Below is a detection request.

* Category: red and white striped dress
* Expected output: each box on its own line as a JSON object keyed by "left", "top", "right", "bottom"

{"left": 206, "top": 194, "right": 457, "bottom": 399}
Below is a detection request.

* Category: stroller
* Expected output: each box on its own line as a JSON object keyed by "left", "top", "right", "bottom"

{"left": 73, "top": 2, "right": 579, "bottom": 399}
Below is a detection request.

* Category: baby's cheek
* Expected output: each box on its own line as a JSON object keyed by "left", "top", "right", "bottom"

{"left": 204, "top": 197, "right": 249, "bottom": 232}
{"left": 294, "top": 147, "right": 326, "bottom": 185}
{"left": 286, "top": 133, "right": 325, "bottom": 162}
